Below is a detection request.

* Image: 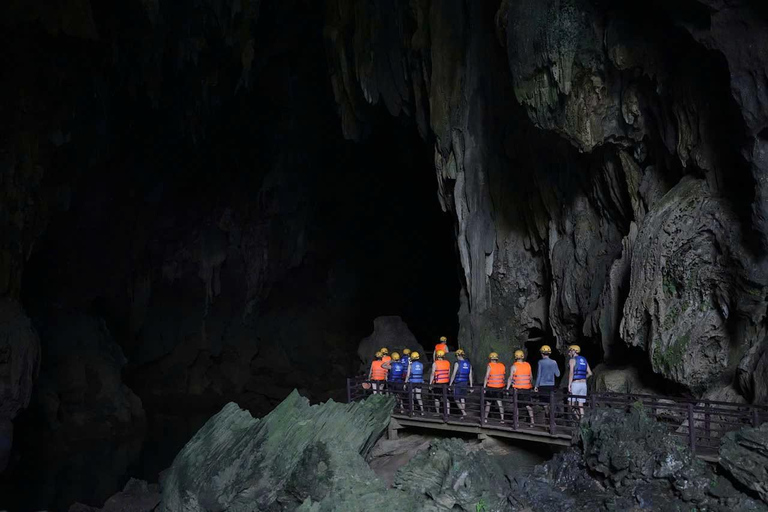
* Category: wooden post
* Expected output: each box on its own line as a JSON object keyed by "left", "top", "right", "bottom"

{"left": 442, "top": 385, "right": 449, "bottom": 422}
{"left": 688, "top": 402, "right": 696, "bottom": 453}
{"left": 480, "top": 387, "right": 486, "bottom": 424}
{"left": 704, "top": 403, "right": 711, "bottom": 444}
{"left": 513, "top": 389, "right": 519, "bottom": 430}
{"left": 549, "top": 390, "right": 556, "bottom": 435}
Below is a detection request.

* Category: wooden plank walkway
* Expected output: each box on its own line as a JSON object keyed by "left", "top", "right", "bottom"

{"left": 347, "top": 377, "right": 768, "bottom": 461}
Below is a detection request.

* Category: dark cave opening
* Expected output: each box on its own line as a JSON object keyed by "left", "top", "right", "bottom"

{"left": 2, "top": 1, "right": 459, "bottom": 509}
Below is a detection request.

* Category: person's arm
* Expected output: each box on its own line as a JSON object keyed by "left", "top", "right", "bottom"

{"left": 568, "top": 359, "right": 575, "bottom": 392}
{"left": 587, "top": 363, "right": 593, "bottom": 378}
{"left": 449, "top": 362, "right": 458, "bottom": 385}
{"left": 483, "top": 365, "right": 490, "bottom": 387}
{"left": 368, "top": 364, "right": 373, "bottom": 380}
{"left": 507, "top": 365, "right": 516, "bottom": 390}
{"left": 429, "top": 365, "right": 436, "bottom": 385}
{"left": 405, "top": 365, "right": 412, "bottom": 382}
{"left": 555, "top": 362, "right": 561, "bottom": 378}
{"left": 469, "top": 367, "right": 474, "bottom": 388}
{"left": 382, "top": 362, "right": 391, "bottom": 370}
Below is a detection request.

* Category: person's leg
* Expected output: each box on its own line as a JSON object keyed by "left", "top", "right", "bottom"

{"left": 575, "top": 381, "right": 587, "bottom": 418}
{"left": 415, "top": 387, "right": 424, "bottom": 413}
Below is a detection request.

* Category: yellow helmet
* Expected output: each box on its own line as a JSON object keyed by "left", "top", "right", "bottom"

{"left": 391, "top": 352, "right": 401, "bottom": 361}
{"left": 455, "top": 348, "right": 465, "bottom": 356}
{"left": 439, "top": 336, "right": 447, "bottom": 342}
{"left": 514, "top": 349, "right": 525, "bottom": 359}
{"left": 403, "top": 348, "right": 411, "bottom": 355}
{"left": 540, "top": 345, "right": 552, "bottom": 354}
{"left": 411, "top": 351, "right": 420, "bottom": 360}
{"left": 568, "top": 345, "right": 581, "bottom": 354}
{"left": 489, "top": 352, "right": 499, "bottom": 360}
{"left": 436, "top": 350, "right": 446, "bottom": 358}
{"left": 380, "top": 347, "right": 389, "bottom": 354}
{"left": 375, "top": 351, "right": 383, "bottom": 358}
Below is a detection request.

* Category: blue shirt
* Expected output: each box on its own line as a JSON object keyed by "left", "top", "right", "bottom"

{"left": 535, "top": 358, "right": 560, "bottom": 387}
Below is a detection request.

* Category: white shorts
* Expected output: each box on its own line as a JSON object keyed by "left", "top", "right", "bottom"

{"left": 570, "top": 381, "right": 587, "bottom": 404}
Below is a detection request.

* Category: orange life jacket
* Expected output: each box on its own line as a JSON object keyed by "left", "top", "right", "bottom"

{"left": 435, "top": 343, "right": 448, "bottom": 353}
{"left": 512, "top": 361, "right": 532, "bottom": 389}
{"left": 382, "top": 355, "right": 391, "bottom": 363}
{"left": 487, "top": 362, "right": 506, "bottom": 388}
{"left": 371, "top": 360, "right": 387, "bottom": 381}
{"left": 434, "top": 360, "right": 450, "bottom": 384}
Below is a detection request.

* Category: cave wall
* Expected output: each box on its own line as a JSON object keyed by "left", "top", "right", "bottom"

{"left": 3, "top": 0, "right": 768, "bottom": 460}
{"left": 324, "top": 0, "right": 768, "bottom": 401}
{"left": 1, "top": 0, "right": 461, "bottom": 468}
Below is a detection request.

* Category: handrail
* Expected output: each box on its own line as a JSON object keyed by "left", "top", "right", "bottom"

{"left": 346, "top": 376, "right": 768, "bottom": 457}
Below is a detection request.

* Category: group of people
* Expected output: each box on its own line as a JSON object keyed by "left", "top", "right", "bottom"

{"left": 367, "top": 337, "right": 593, "bottom": 424}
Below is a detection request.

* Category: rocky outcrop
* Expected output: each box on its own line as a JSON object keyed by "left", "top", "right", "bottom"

{"left": 159, "top": 391, "right": 395, "bottom": 511}
{"left": 358, "top": 316, "right": 425, "bottom": 368}
{"left": 720, "top": 422, "right": 768, "bottom": 504}
{"left": 151, "top": 390, "right": 767, "bottom": 512}
{"left": 592, "top": 364, "right": 654, "bottom": 395}
{"left": 621, "top": 177, "right": 756, "bottom": 393}
{"left": 511, "top": 408, "right": 768, "bottom": 511}
{"left": 33, "top": 312, "right": 144, "bottom": 439}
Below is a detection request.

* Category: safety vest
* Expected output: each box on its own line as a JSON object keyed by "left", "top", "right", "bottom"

{"left": 382, "top": 355, "right": 391, "bottom": 363}
{"left": 401, "top": 356, "right": 410, "bottom": 368}
{"left": 455, "top": 360, "right": 471, "bottom": 383}
{"left": 434, "top": 360, "right": 450, "bottom": 384}
{"left": 435, "top": 343, "right": 448, "bottom": 353}
{"left": 487, "top": 362, "right": 506, "bottom": 388}
{"left": 371, "top": 360, "right": 387, "bottom": 381}
{"left": 512, "top": 361, "right": 532, "bottom": 389}
{"left": 573, "top": 355, "right": 588, "bottom": 380}
{"left": 389, "top": 362, "right": 405, "bottom": 382}
{"left": 410, "top": 361, "right": 424, "bottom": 383}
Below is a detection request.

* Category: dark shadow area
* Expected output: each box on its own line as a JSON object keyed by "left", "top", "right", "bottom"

{"left": 1, "top": 1, "right": 459, "bottom": 510}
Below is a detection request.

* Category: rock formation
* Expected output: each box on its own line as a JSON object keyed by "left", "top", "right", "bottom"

{"left": 0, "top": 298, "right": 40, "bottom": 470}
{"left": 75, "top": 390, "right": 764, "bottom": 511}
{"left": 720, "top": 422, "right": 768, "bottom": 504}
{"left": 323, "top": 0, "right": 768, "bottom": 402}
{"left": 32, "top": 312, "right": 144, "bottom": 438}
{"left": 159, "top": 391, "right": 395, "bottom": 511}
{"left": 358, "top": 316, "right": 426, "bottom": 369}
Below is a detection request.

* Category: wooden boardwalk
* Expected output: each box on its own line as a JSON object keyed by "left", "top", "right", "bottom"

{"left": 347, "top": 377, "right": 768, "bottom": 461}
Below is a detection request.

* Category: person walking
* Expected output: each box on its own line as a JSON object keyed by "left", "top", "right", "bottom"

{"left": 483, "top": 352, "right": 506, "bottom": 423}
{"left": 507, "top": 349, "right": 535, "bottom": 427}
{"left": 567, "top": 345, "right": 592, "bottom": 419}
{"left": 534, "top": 345, "right": 560, "bottom": 423}
{"left": 405, "top": 351, "right": 425, "bottom": 414}
{"left": 449, "top": 349, "right": 473, "bottom": 417}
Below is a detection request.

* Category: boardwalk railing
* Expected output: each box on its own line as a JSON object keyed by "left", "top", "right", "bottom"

{"left": 346, "top": 376, "right": 768, "bottom": 458}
